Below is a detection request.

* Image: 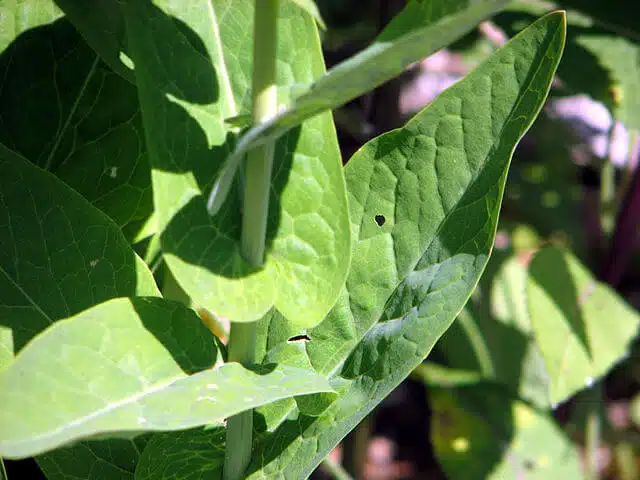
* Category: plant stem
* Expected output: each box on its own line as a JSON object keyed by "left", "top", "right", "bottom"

{"left": 223, "top": 1, "right": 278, "bottom": 479}
{"left": 241, "top": 0, "right": 279, "bottom": 267}
{"left": 600, "top": 122, "right": 619, "bottom": 236}
{"left": 223, "top": 323, "right": 258, "bottom": 480}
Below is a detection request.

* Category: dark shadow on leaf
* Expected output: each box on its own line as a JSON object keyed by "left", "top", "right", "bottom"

{"left": 131, "top": 297, "right": 220, "bottom": 374}
{"left": 529, "top": 248, "right": 592, "bottom": 358}
{"left": 124, "top": 0, "right": 300, "bottom": 278}
{"left": 0, "top": 145, "right": 155, "bottom": 357}
{"left": 0, "top": 18, "right": 153, "bottom": 240}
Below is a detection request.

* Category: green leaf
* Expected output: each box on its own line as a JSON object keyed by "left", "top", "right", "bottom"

{"left": 135, "top": 428, "right": 226, "bottom": 480}
{"left": 286, "top": 0, "right": 326, "bottom": 29}
{"left": 207, "top": 0, "right": 509, "bottom": 212}
{"left": 0, "top": 297, "right": 334, "bottom": 459}
{"left": 375, "top": 0, "right": 480, "bottom": 43}
{"left": 136, "top": 12, "right": 566, "bottom": 478}
{"left": 413, "top": 362, "right": 485, "bottom": 388}
{"left": 122, "top": 0, "right": 350, "bottom": 327}
{"left": 36, "top": 436, "right": 150, "bottom": 480}
{"left": 53, "top": 0, "right": 133, "bottom": 83}
{"left": 432, "top": 385, "right": 581, "bottom": 478}
{"left": 527, "top": 247, "right": 640, "bottom": 405}
{"left": 0, "top": 144, "right": 158, "bottom": 370}
{"left": 0, "top": 3, "right": 153, "bottom": 241}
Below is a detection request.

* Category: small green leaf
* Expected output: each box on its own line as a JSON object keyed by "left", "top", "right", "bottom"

{"left": 432, "top": 385, "right": 581, "bottom": 478}
{"left": 208, "top": 0, "right": 508, "bottom": 210}
{"left": 0, "top": 144, "right": 158, "bottom": 370}
{"left": 527, "top": 247, "right": 640, "bottom": 405}
{"left": 286, "top": 0, "right": 326, "bottom": 29}
{"left": 0, "top": 297, "right": 334, "bottom": 459}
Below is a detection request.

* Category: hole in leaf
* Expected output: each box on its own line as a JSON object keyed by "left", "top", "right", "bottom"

{"left": 287, "top": 334, "right": 311, "bottom": 343}
{"left": 375, "top": 214, "right": 385, "bottom": 226}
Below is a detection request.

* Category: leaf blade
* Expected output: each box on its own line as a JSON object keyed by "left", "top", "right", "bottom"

{"left": 0, "top": 297, "right": 334, "bottom": 459}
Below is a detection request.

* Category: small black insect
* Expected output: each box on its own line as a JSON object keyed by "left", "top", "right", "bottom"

{"left": 287, "top": 334, "right": 311, "bottom": 343}
{"left": 375, "top": 214, "right": 386, "bottom": 226}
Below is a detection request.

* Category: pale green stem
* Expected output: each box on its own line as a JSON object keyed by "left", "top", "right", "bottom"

{"left": 223, "top": 1, "right": 278, "bottom": 479}
{"left": 600, "top": 122, "right": 619, "bottom": 236}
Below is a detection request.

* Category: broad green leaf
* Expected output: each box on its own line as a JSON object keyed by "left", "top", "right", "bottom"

{"left": 136, "top": 12, "right": 566, "bottom": 479}
{"left": 431, "top": 385, "right": 581, "bottom": 478}
{"left": 527, "top": 247, "right": 640, "bottom": 405}
{"left": 0, "top": 297, "right": 334, "bottom": 459}
{"left": 246, "top": 12, "right": 565, "bottom": 477}
{"left": 36, "top": 436, "right": 150, "bottom": 480}
{"left": 136, "top": 428, "right": 226, "bottom": 480}
{"left": 122, "top": 0, "right": 350, "bottom": 327}
{"left": 286, "top": 0, "right": 326, "bottom": 29}
{"left": 0, "top": 2, "right": 153, "bottom": 241}
{"left": 0, "top": 144, "right": 158, "bottom": 370}
{"left": 207, "top": 0, "right": 509, "bottom": 212}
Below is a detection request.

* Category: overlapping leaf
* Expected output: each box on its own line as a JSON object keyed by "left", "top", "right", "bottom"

{"left": 208, "top": 0, "right": 509, "bottom": 212}
{"left": 437, "top": 251, "right": 550, "bottom": 408}
{"left": 135, "top": 12, "right": 566, "bottom": 479}
{"left": 117, "top": 0, "right": 351, "bottom": 327}
{"left": 0, "top": 1, "right": 153, "bottom": 241}
{"left": 527, "top": 247, "right": 640, "bottom": 404}
{"left": 0, "top": 297, "right": 334, "bottom": 459}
